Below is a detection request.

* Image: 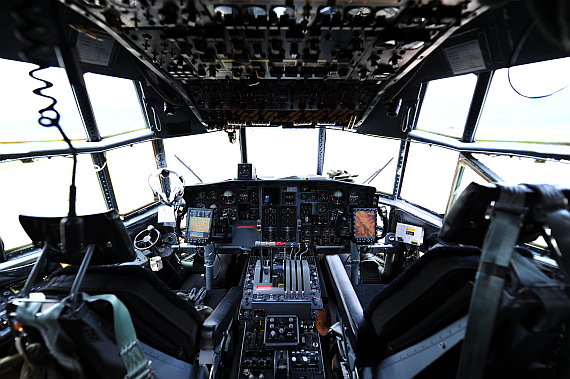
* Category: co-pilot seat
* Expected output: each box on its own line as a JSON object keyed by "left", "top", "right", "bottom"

{"left": 14, "top": 210, "right": 241, "bottom": 379}
{"left": 327, "top": 183, "right": 570, "bottom": 379}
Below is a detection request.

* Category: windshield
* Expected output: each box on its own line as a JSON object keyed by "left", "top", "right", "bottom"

{"left": 0, "top": 156, "right": 108, "bottom": 251}
{"left": 476, "top": 57, "right": 570, "bottom": 143}
{"left": 322, "top": 130, "right": 400, "bottom": 194}
{"left": 415, "top": 74, "right": 477, "bottom": 139}
{"left": 246, "top": 127, "right": 319, "bottom": 179}
{"left": 0, "top": 58, "right": 86, "bottom": 143}
{"left": 164, "top": 131, "right": 242, "bottom": 184}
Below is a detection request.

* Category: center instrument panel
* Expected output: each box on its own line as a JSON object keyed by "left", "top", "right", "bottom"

{"left": 183, "top": 179, "right": 376, "bottom": 378}
{"left": 183, "top": 179, "right": 377, "bottom": 248}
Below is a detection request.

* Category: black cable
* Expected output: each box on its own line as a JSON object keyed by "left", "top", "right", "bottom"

{"left": 0, "top": 236, "right": 5, "bottom": 263}
{"left": 508, "top": 22, "right": 570, "bottom": 99}
{"left": 212, "top": 252, "right": 222, "bottom": 280}
{"left": 175, "top": 205, "right": 188, "bottom": 238}
{"left": 377, "top": 205, "right": 389, "bottom": 240}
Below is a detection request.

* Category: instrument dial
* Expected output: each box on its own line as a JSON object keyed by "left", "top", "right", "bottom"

{"left": 220, "top": 189, "right": 235, "bottom": 204}
{"left": 332, "top": 190, "right": 343, "bottom": 204}
{"left": 196, "top": 191, "right": 206, "bottom": 200}
{"left": 349, "top": 192, "right": 359, "bottom": 202}
{"left": 238, "top": 191, "right": 249, "bottom": 202}
{"left": 196, "top": 202, "right": 206, "bottom": 209}
{"left": 207, "top": 191, "right": 217, "bottom": 201}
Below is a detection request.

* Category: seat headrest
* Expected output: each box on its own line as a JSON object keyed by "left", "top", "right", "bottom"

{"left": 19, "top": 210, "right": 135, "bottom": 266}
{"left": 439, "top": 182, "right": 570, "bottom": 247}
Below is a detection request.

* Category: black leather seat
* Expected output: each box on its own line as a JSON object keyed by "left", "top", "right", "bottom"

{"left": 327, "top": 183, "right": 570, "bottom": 378}
{"left": 15, "top": 210, "right": 241, "bottom": 379}
{"left": 327, "top": 245, "right": 480, "bottom": 362}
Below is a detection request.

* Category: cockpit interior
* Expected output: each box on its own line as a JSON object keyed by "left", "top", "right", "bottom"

{"left": 1, "top": 0, "right": 570, "bottom": 378}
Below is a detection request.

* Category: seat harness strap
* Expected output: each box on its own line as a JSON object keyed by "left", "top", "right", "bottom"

{"left": 456, "top": 184, "right": 526, "bottom": 379}
{"left": 16, "top": 293, "right": 153, "bottom": 379}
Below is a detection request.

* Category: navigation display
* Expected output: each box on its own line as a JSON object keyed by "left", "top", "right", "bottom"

{"left": 354, "top": 208, "right": 377, "bottom": 244}
{"left": 185, "top": 208, "right": 214, "bottom": 244}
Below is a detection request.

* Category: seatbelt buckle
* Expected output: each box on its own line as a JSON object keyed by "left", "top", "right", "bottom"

{"left": 125, "top": 360, "right": 154, "bottom": 379}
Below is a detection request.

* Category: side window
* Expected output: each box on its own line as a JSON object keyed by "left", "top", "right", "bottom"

{"left": 0, "top": 156, "right": 107, "bottom": 251}
{"left": 105, "top": 142, "right": 158, "bottom": 214}
{"left": 415, "top": 74, "right": 477, "bottom": 139}
{"left": 400, "top": 142, "right": 459, "bottom": 214}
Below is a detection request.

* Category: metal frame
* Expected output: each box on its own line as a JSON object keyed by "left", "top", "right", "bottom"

{"left": 444, "top": 153, "right": 503, "bottom": 215}
{"left": 461, "top": 71, "right": 494, "bottom": 143}
{"left": 409, "top": 130, "right": 570, "bottom": 161}
{"left": 0, "top": 129, "right": 154, "bottom": 162}
{"left": 317, "top": 126, "right": 326, "bottom": 176}
{"left": 239, "top": 127, "right": 247, "bottom": 164}
{"left": 393, "top": 139, "right": 410, "bottom": 199}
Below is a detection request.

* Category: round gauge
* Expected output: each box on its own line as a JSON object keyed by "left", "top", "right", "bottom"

{"left": 196, "top": 202, "right": 206, "bottom": 209}
{"left": 209, "top": 203, "right": 217, "bottom": 210}
{"left": 332, "top": 190, "right": 343, "bottom": 204}
{"left": 239, "top": 191, "right": 249, "bottom": 202}
{"left": 207, "top": 191, "right": 217, "bottom": 201}
{"left": 340, "top": 224, "right": 350, "bottom": 234}
{"left": 220, "top": 189, "right": 235, "bottom": 204}
{"left": 318, "top": 191, "right": 328, "bottom": 202}
{"left": 196, "top": 191, "right": 206, "bottom": 200}
{"left": 317, "top": 203, "right": 327, "bottom": 213}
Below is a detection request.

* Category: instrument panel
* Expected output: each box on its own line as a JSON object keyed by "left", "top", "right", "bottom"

{"left": 183, "top": 179, "right": 377, "bottom": 248}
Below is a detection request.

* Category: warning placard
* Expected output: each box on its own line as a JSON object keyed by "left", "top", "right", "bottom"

{"left": 444, "top": 40, "right": 486, "bottom": 75}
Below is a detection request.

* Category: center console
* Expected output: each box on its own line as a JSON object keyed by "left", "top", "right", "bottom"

{"left": 238, "top": 249, "right": 325, "bottom": 379}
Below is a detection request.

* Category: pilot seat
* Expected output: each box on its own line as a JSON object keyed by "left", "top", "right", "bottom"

{"left": 7, "top": 210, "right": 241, "bottom": 379}
{"left": 326, "top": 183, "right": 570, "bottom": 379}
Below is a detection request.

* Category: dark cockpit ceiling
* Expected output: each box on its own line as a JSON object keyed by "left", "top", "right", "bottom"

{"left": 1, "top": 0, "right": 567, "bottom": 141}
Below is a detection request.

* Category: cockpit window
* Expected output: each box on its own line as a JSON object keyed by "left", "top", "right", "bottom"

{"left": 400, "top": 142, "right": 459, "bottom": 214}
{"left": 415, "top": 73, "right": 477, "bottom": 139}
{"left": 105, "top": 141, "right": 158, "bottom": 214}
{"left": 246, "top": 127, "right": 319, "bottom": 179}
{"left": 322, "top": 130, "right": 399, "bottom": 194}
{"left": 0, "top": 155, "right": 107, "bottom": 251}
{"left": 473, "top": 154, "right": 570, "bottom": 186}
{"left": 476, "top": 57, "right": 570, "bottom": 143}
{"left": 84, "top": 73, "right": 147, "bottom": 138}
{"left": 164, "top": 131, "right": 241, "bottom": 184}
{"left": 0, "top": 58, "right": 86, "bottom": 143}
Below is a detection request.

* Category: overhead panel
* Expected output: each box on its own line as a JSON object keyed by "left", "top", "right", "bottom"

{"left": 60, "top": 0, "right": 487, "bottom": 133}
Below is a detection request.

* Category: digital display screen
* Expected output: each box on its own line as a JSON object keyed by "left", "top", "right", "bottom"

{"left": 354, "top": 208, "right": 377, "bottom": 243}
{"left": 185, "top": 208, "right": 213, "bottom": 244}
{"left": 262, "top": 187, "right": 280, "bottom": 204}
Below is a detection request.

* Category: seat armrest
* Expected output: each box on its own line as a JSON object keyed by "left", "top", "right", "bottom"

{"left": 325, "top": 255, "right": 373, "bottom": 355}
{"left": 200, "top": 287, "right": 241, "bottom": 351}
